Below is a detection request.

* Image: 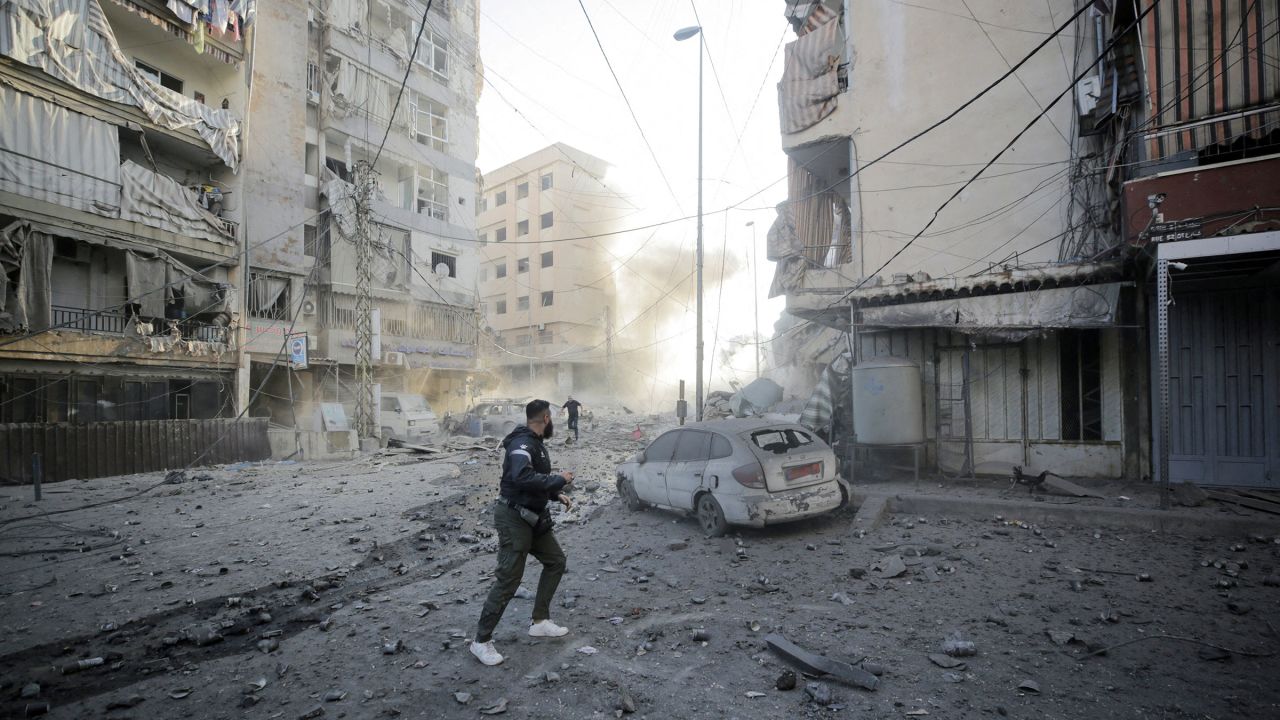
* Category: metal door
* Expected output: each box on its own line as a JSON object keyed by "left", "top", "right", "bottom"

{"left": 1166, "top": 288, "right": 1279, "bottom": 488}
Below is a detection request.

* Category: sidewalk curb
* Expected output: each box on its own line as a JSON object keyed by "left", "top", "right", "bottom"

{"left": 853, "top": 490, "right": 1280, "bottom": 537}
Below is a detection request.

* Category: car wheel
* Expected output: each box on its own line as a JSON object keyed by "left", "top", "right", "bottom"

{"left": 696, "top": 493, "right": 728, "bottom": 538}
{"left": 617, "top": 477, "right": 644, "bottom": 511}
{"left": 380, "top": 428, "right": 395, "bottom": 448}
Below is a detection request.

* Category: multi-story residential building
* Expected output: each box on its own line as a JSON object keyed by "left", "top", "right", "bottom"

{"left": 241, "top": 0, "right": 482, "bottom": 433}
{"left": 0, "top": 0, "right": 249, "bottom": 428}
{"left": 771, "top": 1, "right": 1142, "bottom": 478}
{"left": 475, "top": 144, "right": 622, "bottom": 398}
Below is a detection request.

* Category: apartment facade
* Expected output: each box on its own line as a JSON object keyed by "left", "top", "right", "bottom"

{"left": 475, "top": 144, "right": 621, "bottom": 398}
{"left": 241, "top": 0, "right": 482, "bottom": 431}
{"left": 0, "top": 0, "right": 249, "bottom": 426}
{"left": 772, "top": 1, "right": 1144, "bottom": 478}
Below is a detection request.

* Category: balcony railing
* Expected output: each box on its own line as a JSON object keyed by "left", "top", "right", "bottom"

{"left": 51, "top": 306, "right": 230, "bottom": 344}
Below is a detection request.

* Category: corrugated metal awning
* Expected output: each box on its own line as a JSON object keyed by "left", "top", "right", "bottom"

{"left": 859, "top": 283, "right": 1124, "bottom": 340}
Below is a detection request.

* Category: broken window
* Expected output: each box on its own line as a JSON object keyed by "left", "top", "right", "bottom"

{"left": 249, "top": 273, "right": 290, "bottom": 320}
{"left": 304, "top": 224, "right": 318, "bottom": 257}
{"left": 1059, "top": 330, "right": 1103, "bottom": 441}
{"left": 410, "top": 93, "right": 447, "bottom": 152}
{"left": 416, "top": 166, "right": 449, "bottom": 220}
{"left": 135, "top": 60, "right": 183, "bottom": 94}
{"left": 750, "top": 428, "right": 814, "bottom": 454}
{"left": 541, "top": 291, "right": 553, "bottom": 307}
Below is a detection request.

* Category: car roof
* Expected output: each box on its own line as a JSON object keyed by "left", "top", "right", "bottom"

{"left": 680, "top": 417, "right": 804, "bottom": 434}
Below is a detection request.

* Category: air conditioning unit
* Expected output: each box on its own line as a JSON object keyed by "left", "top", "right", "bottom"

{"left": 301, "top": 294, "right": 317, "bottom": 315}
{"left": 537, "top": 323, "right": 546, "bottom": 331}
{"left": 383, "top": 351, "right": 406, "bottom": 367}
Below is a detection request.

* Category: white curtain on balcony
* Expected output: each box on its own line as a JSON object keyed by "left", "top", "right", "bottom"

{"left": 0, "top": 0, "right": 241, "bottom": 168}
{"left": 125, "top": 251, "right": 168, "bottom": 319}
{"left": 118, "top": 161, "right": 235, "bottom": 245}
{"left": 0, "top": 86, "right": 121, "bottom": 216}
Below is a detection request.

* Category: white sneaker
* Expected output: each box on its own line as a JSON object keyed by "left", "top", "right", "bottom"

{"left": 528, "top": 619, "right": 569, "bottom": 638}
{"left": 470, "top": 640, "right": 504, "bottom": 666}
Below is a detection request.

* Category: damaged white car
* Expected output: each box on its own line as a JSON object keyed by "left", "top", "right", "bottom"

{"left": 615, "top": 419, "right": 848, "bottom": 537}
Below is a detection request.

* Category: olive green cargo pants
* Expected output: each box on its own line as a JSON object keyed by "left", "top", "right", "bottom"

{"left": 475, "top": 501, "right": 567, "bottom": 642}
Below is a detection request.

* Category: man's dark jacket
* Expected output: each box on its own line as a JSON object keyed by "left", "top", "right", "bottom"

{"left": 499, "top": 425, "right": 566, "bottom": 511}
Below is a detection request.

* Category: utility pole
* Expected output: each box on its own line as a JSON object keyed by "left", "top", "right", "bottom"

{"left": 604, "top": 305, "right": 614, "bottom": 394}
{"left": 353, "top": 160, "right": 376, "bottom": 440}
{"left": 746, "top": 221, "right": 759, "bottom": 378}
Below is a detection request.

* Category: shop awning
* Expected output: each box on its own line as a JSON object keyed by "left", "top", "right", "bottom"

{"left": 859, "top": 283, "right": 1124, "bottom": 340}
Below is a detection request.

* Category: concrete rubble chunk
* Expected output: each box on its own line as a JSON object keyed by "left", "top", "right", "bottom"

{"left": 871, "top": 554, "right": 907, "bottom": 579}
{"left": 1172, "top": 481, "right": 1209, "bottom": 507}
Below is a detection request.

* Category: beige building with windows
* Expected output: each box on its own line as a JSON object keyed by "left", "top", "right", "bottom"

{"left": 476, "top": 144, "right": 625, "bottom": 398}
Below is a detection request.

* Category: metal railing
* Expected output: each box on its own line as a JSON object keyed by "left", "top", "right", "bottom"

{"left": 51, "top": 306, "right": 229, "bottom": 343}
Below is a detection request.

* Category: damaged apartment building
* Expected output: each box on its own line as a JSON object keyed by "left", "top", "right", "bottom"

{"left": 243, "top": 0, "right": 482, "bottom": 444}
{"left": 773, "top": 0, "right": 1279, "bottom": 487}
{"left": 0, "top": 0, "right": 249, "bottom": 441}
{"left": 0, "top": 0, "right": 482, "bottom": 473}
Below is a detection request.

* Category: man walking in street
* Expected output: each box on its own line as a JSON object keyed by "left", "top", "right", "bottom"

{"left": 471, "top": 400, "right": 574, "bottom": 666}
{"left": 561, "top": 395, "right": 583, "bottom": 443}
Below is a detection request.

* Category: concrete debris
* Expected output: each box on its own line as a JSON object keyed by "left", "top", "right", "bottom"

{"left": 804, "top": 682, "right": 834, "bottom": 706}
{"left": 618, "top": 688, "right": 637, "bottom": 714}
{"left": 928, "top": 653, "right": 966, "bottom": 669}
{"left": 831, "top": 591, "right": 856, "bottom": 606}
{"left": 299, "top": 707, "right": 324, "bottom": 719}
{"left": 872, "top": 555, "right": 908, "bottom": 579}
{"left": 744, "top": 691, "right": 766, "bottom": 699}
{"left": 577, "top": 646, "right": 599, "bottom": 655}
{"left": 765, "top": 634, "right": 879, "bottom": 691}
{"left": 1172, "top": 481, "right": 1209, "bottom": 507}
{"left": 453, "top": 692, "right": 472, "bottom": 705}
{"left": 323, "top": 690, "right": 347, "bottom": 702}
{"left": 691, "top": 629, "right": 711, "bottom": 642}
{"left": 20, "top": 683, "right": 40, "bottom": 699}
{"left": 60, "top": 657, "right": 104, "bottom": 674}
{"left": 480, "top": 698, "right": 508, "bottom": 715}
{"left": 1047, "top": 630, "right": 1076, "bottom": 645}
{"left": 105, "top": 696, "right": 145, "bottom": 710}
{"left": 776, "top": 669, "right": 798, "bottom": 691}
{"left": 1018, "top": 679, "right": 1041, "bottom": 694}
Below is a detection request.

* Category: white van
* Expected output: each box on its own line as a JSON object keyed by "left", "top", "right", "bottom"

{"left": 380, "top": 393, "right": 439, "bottom": 443}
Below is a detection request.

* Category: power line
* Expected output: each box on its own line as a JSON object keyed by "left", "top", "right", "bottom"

{"left": 837, "top": 0, "right": 1164, "bottom": 306}
{"left": 576, "top": 0, "right": 684, "bottom": 212}
{"left": 371, "top": 0, "right": 433, "bottom": 166}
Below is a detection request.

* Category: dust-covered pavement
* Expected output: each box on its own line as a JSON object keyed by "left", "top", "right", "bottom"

{"left": 2, "top": 418, "right": 1279, "bottom": 719}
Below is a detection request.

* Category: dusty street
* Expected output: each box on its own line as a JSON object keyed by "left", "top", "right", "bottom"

{"left": 3, "top": 420, "right": 1279, "bottom": 720}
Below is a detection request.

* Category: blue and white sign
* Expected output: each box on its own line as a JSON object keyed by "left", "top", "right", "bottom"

{"left": 288, "top": 333, "right": 309, "bottom": 370}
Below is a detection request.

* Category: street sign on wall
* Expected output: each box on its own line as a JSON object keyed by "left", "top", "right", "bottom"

{"left": 288, "top": 333, "right": 309, "bottom": 370}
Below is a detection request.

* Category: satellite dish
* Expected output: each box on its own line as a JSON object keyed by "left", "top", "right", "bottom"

{"left": 434, "top": 262, "right": 451, "bottom": 277}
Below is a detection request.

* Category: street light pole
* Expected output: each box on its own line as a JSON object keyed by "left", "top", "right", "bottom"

{"left": 746, "top": 220, "right": 759, "bottom": 378}
{"left": 674, "top": 24, "right": 704, "bottom": 421}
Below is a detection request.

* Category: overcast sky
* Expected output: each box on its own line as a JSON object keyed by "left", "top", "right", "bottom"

{"left": 475, "top": 0, "right": 791, "bottom": 394}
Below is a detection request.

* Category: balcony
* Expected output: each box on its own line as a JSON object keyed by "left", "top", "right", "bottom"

{"left": 51, "top": 306, "right": 231, "bottom": 344}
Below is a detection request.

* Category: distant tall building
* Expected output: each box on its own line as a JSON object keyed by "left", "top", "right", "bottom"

{"left": 476, "top": 144, "right": 624, "bottom": 398}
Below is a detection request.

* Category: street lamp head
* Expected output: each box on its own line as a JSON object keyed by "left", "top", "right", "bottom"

{"left": 673, "top": 25, "right": 702, "bottom": 41}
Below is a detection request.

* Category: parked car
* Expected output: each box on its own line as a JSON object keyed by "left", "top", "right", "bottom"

{"left": 451, "top": 398, "right": 558, "bottom": 437}
{"left": 615, "top": 418, "right": 848, "bottom": 536}
{"left": 379, "top": 393, "right": 439, "bottom": 443}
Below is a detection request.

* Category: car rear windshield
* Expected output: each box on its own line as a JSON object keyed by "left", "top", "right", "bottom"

{"left": 749, "top": 428, "right": 815, "bottom": 454}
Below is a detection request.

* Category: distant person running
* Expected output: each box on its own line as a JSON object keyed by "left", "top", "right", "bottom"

{"left": 561, "top": 396, "right": 583, "bottom": 443}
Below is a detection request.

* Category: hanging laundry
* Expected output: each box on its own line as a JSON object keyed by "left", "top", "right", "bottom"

{"left": 166, "top": 0, "right": 195, "bottom": 24}
{"left": 227, "top": 11, "right": 240, "bottom": 42}
{"left": 193, "top": 17, "right": 206, "bottom": 53}
{"left": 209, "top": 0, "right": 230, "bottom": 32}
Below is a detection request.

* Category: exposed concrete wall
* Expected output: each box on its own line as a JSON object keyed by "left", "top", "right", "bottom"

{"left": 784, "top": 0, "right": 1078, "bottom": 280}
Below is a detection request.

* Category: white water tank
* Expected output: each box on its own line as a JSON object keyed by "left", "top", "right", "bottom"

{"left": 851, "top": 356, "right": 924, "bottom": 445}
